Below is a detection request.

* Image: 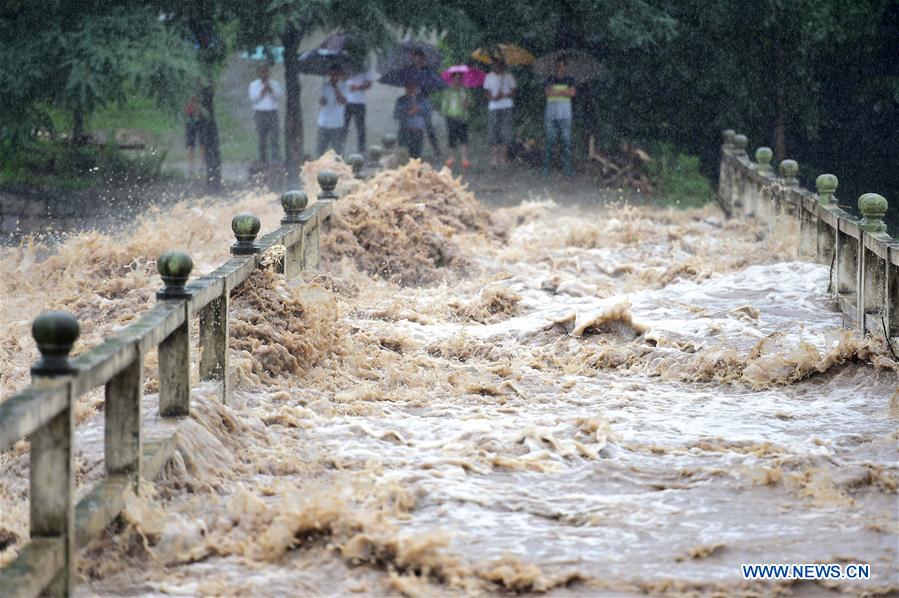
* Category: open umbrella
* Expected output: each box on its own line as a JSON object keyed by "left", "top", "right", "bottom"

{"left": 440, "top": 65, "right": 486, "bottom": 88}
{"left": 378, "top": 66, "right": 446, "bottom": 93}
{"left": 319, "top": 32, "right": 368, "bottom": 74}
{"left": 296, "top": 48, "right": 351, "bottom": 76}
{"left": 534, "top": 49, "right": 605, "bottom": 84}
{"left": 471, "top": 44, "right": 535, "bottom": 66}
{"left": 379, "top": 40, "right": 441, "bottom": 74}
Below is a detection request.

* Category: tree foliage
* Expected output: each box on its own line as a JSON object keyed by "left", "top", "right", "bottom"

{"left": 0, "top": 1, "right": 198, "bottom": 141}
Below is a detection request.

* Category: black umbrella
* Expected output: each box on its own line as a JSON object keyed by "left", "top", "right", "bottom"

{"left": 534, "top": 49, "right": 605, "bottom": 84}
{"left": 378, "top": 66, "right": 446, "bottom": 93}
{"left": 296, "top": 48, "right": 351, "bottom": 76}
{"left": 378, "top": 40, "right": 441, "bottom": 74}
{"left": 319, "top": 32, "right": 368, "bottom": 74}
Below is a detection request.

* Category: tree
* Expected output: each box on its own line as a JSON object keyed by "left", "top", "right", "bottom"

{"left": 0, "top": 1, "right": 197, "bottom": 143}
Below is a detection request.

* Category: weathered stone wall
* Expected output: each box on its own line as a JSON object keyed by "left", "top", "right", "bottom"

{"left": 718, "top": 129, "right": 898, "bottom": 340}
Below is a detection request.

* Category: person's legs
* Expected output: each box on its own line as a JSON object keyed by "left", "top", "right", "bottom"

{"left": 269, "top": 111, "right": 281, "bottom": 163}
{"left": 499, "top": 108, "right": 513, "bottom": 165}
{"left": 560, "top": 118, "right": 572, "bottom": 177}
{"left": 488, "top": 110, "right": 499, "bottom": 166}
{"left": 544, "top": 116, "right": 558, "bottom": 177}
{"left": 355, "top": 104, "right": 366, "bottom": 152}
{"left": 333, "top": 126, "right": 345, "bottom": 155}
{"left": 317, "top": 127, "right": 328, "bottom": 157}
{"left": 255, "top": 111, "right": 268, "bottom": 164}
{"left": 426, "top": 112, "right": 439, "bottom": 154}
{"left": 408, "top": 129, "right": 423, "bottom": 159}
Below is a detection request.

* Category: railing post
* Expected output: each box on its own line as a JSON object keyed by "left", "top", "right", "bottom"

{"left": 156, "top": 251, "right": 193, "bottom": 417}
{"left": 280, "top": 191, "right": 309, "bottom": 280}
{"left": 857, "top": 193, "right": 889, "bottom": 332}
{"left": 347, "top": 153, "right": 364, "bottom": 179}
{"left": 29, "top": 311, "right": 79, "bottom": 596}
{"left": 306, "top": 171, "right": 338, "bottom": 270}
{"left": 815, "top": 174, "right": 838, "bottom": 265}
{"left": 230, "top": 213, "right": 262, "bottom": 256}
{"left": 835, "top": 221, "right": 859, "bottom": 306}
{"left": 104, "top": 347, "right": 143, "bottom": 489}
{"left": 198, "top": 293, "right": 228, "bottom": 399}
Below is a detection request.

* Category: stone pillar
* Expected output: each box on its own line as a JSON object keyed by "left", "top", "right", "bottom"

{"left": 307, "top": 171, "right": 338, "bottom": 270}
{"left": 347, "top": 154, "right": 364, "bottom": 179}
{"left": 104, "top": 348, "right": 143, "bottom": 489}
{"left": 198, "top": 293, "right": 228, "bottom": 400}
{"left": 156, "top": 251, "right": 193, "bottom": 417}
{"left": 857, "top": 193, "right": 889, "bottom": 332}
{"left": 815, "top": 174, "right": 838, "bottom": 266}
{"left": 29, "top": 311, "right": 79, "bottom": 596}
{"left": 280, "top": 191, "right": 309, "bottom": 280}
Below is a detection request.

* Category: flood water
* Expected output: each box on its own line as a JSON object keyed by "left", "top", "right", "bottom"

{"left": 1, "top": 159, "right": 896, "bottom": 596}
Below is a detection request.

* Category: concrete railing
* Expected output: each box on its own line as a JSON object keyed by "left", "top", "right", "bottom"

{"left": 718, "top": 129, "right": 898, "bottom": 340}
{"left": 0, "top": 170, "right": 347, "bottom": 597}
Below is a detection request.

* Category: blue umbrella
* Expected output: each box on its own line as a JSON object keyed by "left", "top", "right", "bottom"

{"left": 378, "top": 66, "right": 446, "bottom": 94}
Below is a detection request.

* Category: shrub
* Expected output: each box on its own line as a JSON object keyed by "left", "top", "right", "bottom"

{"left": 647, "top": 142, "right": 712, "bottom": 208}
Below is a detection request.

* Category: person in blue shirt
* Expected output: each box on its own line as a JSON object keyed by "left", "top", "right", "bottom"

{"left": 393, "top": 81, "right": 431, "bottom": 159}
{"left": 543, "top": 56, "right": 577, "bottom": 177}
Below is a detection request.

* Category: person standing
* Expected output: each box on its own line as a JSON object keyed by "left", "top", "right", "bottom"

{"left": 248, "top": 64, "right": 283, "bottom": 165}
{"left": 438, "top": 72, "right": 472, "bottom": 170}
{"left": 342, "top": 68, "right": 373, "bottom": 153}
{"left": 318, "top": 66, "right": 348, "bottom": 156}
{"left": 543, "top": 56, "right": 577, "bottom": 177}
{"left": 483, "top": 60, "right": 516, "bottom": 167}
{"left": 394, "top": 81, "right": 431, "bottom": 159}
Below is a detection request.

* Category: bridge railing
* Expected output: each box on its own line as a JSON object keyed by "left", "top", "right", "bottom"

{"left": 718, "top": 130, "right": 898, "bottom": 339}
{"left": 0, "top": 168, "right": 349, "bottom": 598}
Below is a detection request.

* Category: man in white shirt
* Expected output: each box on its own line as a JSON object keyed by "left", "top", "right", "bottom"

{"left": 342, "top": 68, "right": 373, "bottom": 153}
{"left": 482, "top": 60, "right": 516, "bottom": 167}
{"left": 318, "top": 66, "right": 348, "bottom": 156}
{"left": 247, "top": 65, "right": 283, "bottom": 164}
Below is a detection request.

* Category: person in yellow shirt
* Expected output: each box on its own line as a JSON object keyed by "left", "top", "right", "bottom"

{"left": 437, "top": 72, "right": 473, "bottom": 170}
{"left": 543, "top": 56, "right": 576, "bottom": 177}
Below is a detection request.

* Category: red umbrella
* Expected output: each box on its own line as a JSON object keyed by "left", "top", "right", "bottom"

{"left": 440, "top": 65, "right": 486, "bottom": 89}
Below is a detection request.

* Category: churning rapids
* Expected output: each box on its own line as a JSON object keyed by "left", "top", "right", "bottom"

{"left": 1, "top": 158, "right": 897, "bottom": 596}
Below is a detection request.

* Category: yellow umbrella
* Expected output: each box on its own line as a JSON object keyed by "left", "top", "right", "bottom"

{"left": 471, "top": 44, "right": 535, "bottom": 66}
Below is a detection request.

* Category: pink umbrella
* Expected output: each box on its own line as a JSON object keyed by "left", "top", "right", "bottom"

{"left": 441, "top": 64, "right": 486, "bottom": 88}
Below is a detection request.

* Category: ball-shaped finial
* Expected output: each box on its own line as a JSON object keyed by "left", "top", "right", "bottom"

{"left": 722, "top": 129, "right": 736, "bottom": 148}
{"left": 779, "top": 159, "right": 799, "bottom": 187}
{"left": 31, "top": 311, "right": 80, "bottom": 376}
{"left": 280, "top": 190, "right": 308, "bottom": 224}
{"left": 815, "top": 174, "right": 838, "bottom": 205}
{"left": 732, "top": 134, "right": 748, "bottom": 157}
{"left": 858, "top": 193, "right": 888, "bottom": 233}
{"left": 754, "top": 147, "right": 773, "bottom": 174}
{"left": 347, "top": 154, "right": 364, "bottom": 177}
{"left": 317, "top": 170, "right": 338, "bottom": 200}
{"left": 156, "top": 250, "right": 193, "bottom": 299}
{"left": 231, "top": 213, "right": 261, "bottom": 255}
{"left": 382, "top": 134, "right": 397, "bottom": 150}
{"left": 368, "top": 145, "right": 383, "bottom": 162}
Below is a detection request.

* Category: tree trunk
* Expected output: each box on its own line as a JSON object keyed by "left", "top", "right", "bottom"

{"left": 201, "top": 83, "right": 222, "bottom": 192}
{"left": 281, "top": 25, "right": 304, "bottom": 187}
{"left": 772, "top": 36, "right": 787, "bottom": 161}
{"left": 190, "top": 2, "right": 222, "bottom": 192}
{"left": 72, "top": 107, "right": 85, "bottom": 145}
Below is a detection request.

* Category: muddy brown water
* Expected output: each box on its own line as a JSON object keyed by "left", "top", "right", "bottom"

{"left": 1, "top": 160, "right": 896, "bottom": 596}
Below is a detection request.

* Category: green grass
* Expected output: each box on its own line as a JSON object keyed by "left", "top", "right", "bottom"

{"left": 647, "top": 142, "right": 713, "bottom": 209}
